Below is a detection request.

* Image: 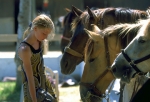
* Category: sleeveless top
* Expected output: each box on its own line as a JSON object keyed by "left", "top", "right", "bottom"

{"left": 18, "top": 41, "right": 56, "bottom": 101}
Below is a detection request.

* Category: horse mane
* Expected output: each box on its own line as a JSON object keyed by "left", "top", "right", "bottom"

{"left": 102, "top": 19, "right": 149, "bottom": 48}
{"left": 138, "top": 18, "right": 150, "bottom": 37}
{"left": 71, "top": 7, "right": 148, "bottom": 33}
{"left": 63, "top": 10, "right": 73, "bottom": 26}
{"left": 71, "top": 11, "right": 89, "bottom": 32}
{"left": 84, "top": 39, "right": 94, "bottom": 62}
{"left": 100, "top": 7, "right": 148, "bottom": 23}
{"left": 84, "top": 19, "right": 149, "bottom": 57}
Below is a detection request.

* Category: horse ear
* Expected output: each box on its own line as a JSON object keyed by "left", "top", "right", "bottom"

{"left": 65, "top": 8, "right": 71, "bottom": 13}
{"left": 91, "top": 24, "right": 101, "bottom": 34}
{"left": 84, "top": 28, "right": 103, "bottom": 42}
{"left": 86, "top": 6, "right": 97, "bottom": 20}
{"left": 72, "top": 5, "right": 83, "bottom": 17}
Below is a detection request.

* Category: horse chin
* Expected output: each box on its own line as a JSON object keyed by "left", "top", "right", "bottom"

{"left": 121, "top": 77, "right": 130, "bottom": 83}
{"left": 60, "top": 52, "right": 83, "bottom": 74}
{"left": 60, "top": 63, "right": 76, "bottom": 75}
{"left": 80, "top": 85, "right": 103, "bottom": 102}
{"left": 61, "top": 67, "right": 76, "bottom": 75}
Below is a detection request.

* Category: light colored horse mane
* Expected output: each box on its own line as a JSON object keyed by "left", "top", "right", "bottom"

{"left": 84, "top": 20, "right": 144, "bottom": 59}
{"left": 138, "top": 18, "right": 150, "bottom": 37}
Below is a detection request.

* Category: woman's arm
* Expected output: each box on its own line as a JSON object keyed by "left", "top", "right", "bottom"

{"left": 19, "top": 45, "right": 37, "bottom": 102}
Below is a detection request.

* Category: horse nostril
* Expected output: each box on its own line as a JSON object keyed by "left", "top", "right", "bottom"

{"left": 112, "top": 66, "right": 117, "bottom": 73}
{"left": 65, "top": 61, "right": 68, "bottom": 68}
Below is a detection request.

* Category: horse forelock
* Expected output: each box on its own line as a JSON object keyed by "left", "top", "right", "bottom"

{"left": 71, "top": 11, "right": 97, "bottom": 42}
{"left": 71, "top": 11, "right": 89, "bottom": 32}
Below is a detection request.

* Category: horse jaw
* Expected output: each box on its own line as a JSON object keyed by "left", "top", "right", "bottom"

{"left": 60, "top": 52, "right": 82, "bottom": 74}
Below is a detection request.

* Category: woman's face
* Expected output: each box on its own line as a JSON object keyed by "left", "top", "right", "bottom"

{"left": 34, "top": 27, "right": 51, "bottom": 41}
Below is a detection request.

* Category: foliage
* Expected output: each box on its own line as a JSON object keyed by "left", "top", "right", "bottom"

{"left": 0, "top": 82, "right": 20, "bottom": 102}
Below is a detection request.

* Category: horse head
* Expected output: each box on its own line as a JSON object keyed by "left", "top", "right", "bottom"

{"left": 60, "top": 7, "right": 100, "bottom": 74}
{"left": 111, "top": 18, "right": 150, "bottom": 83}
{"left": 60, "top": 5, "right": 83, "bottom": 53}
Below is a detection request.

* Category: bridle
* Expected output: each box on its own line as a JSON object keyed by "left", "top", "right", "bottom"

{"left": 79, "top": 34, "right": 114, "bottom": 99}
{"left": 64, "top": 47, "right": 83, "bottom": 58}
{"left": 121, "top": 49, "right": 149, "bottom": 74}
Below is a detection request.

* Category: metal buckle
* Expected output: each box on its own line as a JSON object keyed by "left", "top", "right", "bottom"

{"left": 130, "top": 60, "right": 136, "bottom": 66}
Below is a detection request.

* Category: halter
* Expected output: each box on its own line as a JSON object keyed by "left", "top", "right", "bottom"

{"left": 80, "top": 35, "right": 115, "bottom": 101}
{"left": 121, "top": 49, "right": 150, "bottom": 73}
{"left": 64, "top": 47, "right": 83, "bottom": 58}
{"left": 64, "top": 35, "right": 113, "bottom": 99}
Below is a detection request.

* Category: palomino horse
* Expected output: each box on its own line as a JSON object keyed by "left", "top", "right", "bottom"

{"left": 60, "top": 6, "right": 83, "bottom": 53}
{"left": 60, "top": 6, "right": 148, "bottom": 102}
{"left": 111, "top": 18, "right": 150, "bottom": 102}
{"left": 83, "top": 22, "right": 148, "bottom": 101}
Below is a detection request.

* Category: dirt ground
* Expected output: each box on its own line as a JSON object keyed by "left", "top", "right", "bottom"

{"left": 58, "top": 85, "right": 82, "bottom": 102}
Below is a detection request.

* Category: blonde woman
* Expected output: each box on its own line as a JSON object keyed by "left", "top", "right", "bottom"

{"left": 18, "top": 14, "right": 57, "bottom": 102}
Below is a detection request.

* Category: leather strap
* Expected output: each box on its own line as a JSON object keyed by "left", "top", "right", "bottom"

{"left": 65, "top": 47, "right": 83, "bottom": 58}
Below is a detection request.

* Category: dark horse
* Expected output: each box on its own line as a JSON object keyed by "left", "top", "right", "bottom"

{"left": 60, "top": 6, "right": 83, "bottom": 53}
{"left": 60, "top": 6, "right": 148, "bottom": 102}
{"left": 60, "top": 6, "right": 98, "bottom": 53}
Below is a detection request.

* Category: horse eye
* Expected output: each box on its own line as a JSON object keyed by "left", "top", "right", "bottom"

{"left": 139, "top": 39, "right": 145, "bottom": 43}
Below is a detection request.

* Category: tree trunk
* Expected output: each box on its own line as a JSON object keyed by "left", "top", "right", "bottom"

{"left": 14, "top": 0, "right": 32, "bottom": 89}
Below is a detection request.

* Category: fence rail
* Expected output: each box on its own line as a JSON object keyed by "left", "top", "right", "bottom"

{"left": 0, "top": 34, "right": 62, "bottom": 42}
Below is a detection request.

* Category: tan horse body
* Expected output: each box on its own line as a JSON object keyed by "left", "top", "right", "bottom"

{"left": 84, "top": 21, "right": 148, "bottom": 101}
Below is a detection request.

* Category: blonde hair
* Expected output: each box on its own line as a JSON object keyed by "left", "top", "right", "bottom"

{"left": 23, "top": 14, "right": 55, "bottom": 40}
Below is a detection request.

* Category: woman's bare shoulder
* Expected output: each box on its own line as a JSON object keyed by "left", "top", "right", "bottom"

{"left": 18, "top": 43, "right": 32, "bottom": 60}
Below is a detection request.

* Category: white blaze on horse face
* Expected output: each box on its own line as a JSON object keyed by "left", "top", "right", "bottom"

{"left": 84, "top": 28, "right": 103, "bottom": 42}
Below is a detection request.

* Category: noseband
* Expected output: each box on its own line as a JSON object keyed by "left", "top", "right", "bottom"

{"left": 64, "top": 47, "right": 83, "bottom": 58}
{"left": 121, "top": 49, "right": 150, "bottom": 73}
